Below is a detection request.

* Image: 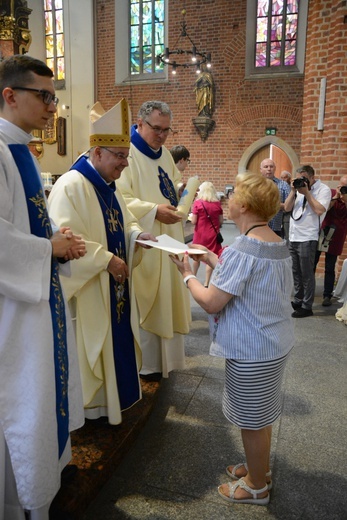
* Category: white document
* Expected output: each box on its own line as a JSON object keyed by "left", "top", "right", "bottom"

{"left": 136, "top": 234, "right": 206, "bottom": 255}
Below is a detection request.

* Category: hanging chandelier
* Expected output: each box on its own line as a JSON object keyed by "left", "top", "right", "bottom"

{"left": 156, "top": 8, "right": 211, "bottom": 75}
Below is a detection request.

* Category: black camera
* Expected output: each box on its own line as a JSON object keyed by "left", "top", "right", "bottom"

{"left": 293, "top": 176, "right": 310, "bottom": 189}
{"left": 340, "top": 186, "right": 347, "bottom": 195}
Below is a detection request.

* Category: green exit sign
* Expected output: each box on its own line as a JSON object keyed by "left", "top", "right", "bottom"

{"left": 266, "top": 127, "right": 276, "bottom": 135}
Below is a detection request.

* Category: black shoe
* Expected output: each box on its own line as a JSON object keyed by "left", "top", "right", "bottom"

{"left": 140, "top": 372, "right": 162, "bottom": 382}
{"left": 292, "top": 308, "right": 313, "bottom": 318}
{"left": 322, "top": 297, "right": 332, "bottom": 307}
{"left": 49, "top": 504, "right": 74, "bottom": 520}
{"left": 61, "top": 464, "right": 78, "bottom": 483}
{"left": 291, "top": 301, "right": 302, "bottom": 310}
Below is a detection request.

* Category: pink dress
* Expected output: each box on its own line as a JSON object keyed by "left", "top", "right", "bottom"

{"left": 192, "top": 199, "right": 223, "bottom": 254}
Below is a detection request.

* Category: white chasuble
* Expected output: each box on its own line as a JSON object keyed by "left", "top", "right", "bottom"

{"left": 0, "top": 118, "right": 84, "bottom": 512}
{"left": 48, "top": 168, "right": 143, "bottom": 424}
{"left": 117, "top": 130, "right": 191, "bottom": 375}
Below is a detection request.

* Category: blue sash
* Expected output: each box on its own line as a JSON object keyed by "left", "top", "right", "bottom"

{"left": 71, "top": 156, "right": 140, "bottom": 409}
{"left": 9, "top": 144, "right": 69, "bottom": 458}
{"left": 131, "top": 125, "right": 178, "bottom": 206}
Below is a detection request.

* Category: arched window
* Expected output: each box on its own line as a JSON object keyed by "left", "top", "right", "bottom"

{"left": 246, "top": 0, "right": 308, "bottom": 77}
{"left": 44, "top": 0, "right": 65, "bottom": 88}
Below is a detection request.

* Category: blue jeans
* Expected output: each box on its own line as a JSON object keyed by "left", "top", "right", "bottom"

{"left": 289, "top": 241, "right": 317, "bottom": 310}
{"left": 315, "top": 250, "right": 338, "bottom": 298}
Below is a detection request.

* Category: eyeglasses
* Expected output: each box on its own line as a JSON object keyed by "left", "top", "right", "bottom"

{"left": 11, "top": 87, "right": 59, "bottom": 106}
{"left": 144, "top": 120, "right": 172, "bottom": 135}
{"left": 185, "top": 158, "right": 191, "bottom": 163}
{"left": 102, "top": 147, "right": 129, "bottom": 161}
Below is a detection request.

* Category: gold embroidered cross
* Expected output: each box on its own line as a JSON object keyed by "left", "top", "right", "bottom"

{"left": 107, "top": 209, "right": 118, "bottom": 232}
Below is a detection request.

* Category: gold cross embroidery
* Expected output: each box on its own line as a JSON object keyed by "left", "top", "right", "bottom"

{"left": 107, "top": 209, "right": 119, "bottom": 233}
{"left": 29, "top": 189, "right": 50, "bottom": 231}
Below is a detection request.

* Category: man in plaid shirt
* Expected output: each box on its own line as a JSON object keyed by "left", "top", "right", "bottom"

{"left": 260, "top": 158, "right": 291, "bottom": 237}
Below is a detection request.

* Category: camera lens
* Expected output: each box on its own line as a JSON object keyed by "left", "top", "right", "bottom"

{"left": 340, "top": 186, "right": 347, "bottom": 195}
{"left": 293, "top": 178, "right": 305, "bottom": 189}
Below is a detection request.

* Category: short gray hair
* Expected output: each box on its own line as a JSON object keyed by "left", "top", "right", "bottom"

{"left": 137, "top": 100, "right": 172, "bottom": 120}
{"left": 297, "top": 165, "right": 315, "bottom": 177}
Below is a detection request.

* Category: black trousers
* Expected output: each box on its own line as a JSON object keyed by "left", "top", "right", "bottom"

{"left": 315, "top": 250, "right": 338, "bottom": 298}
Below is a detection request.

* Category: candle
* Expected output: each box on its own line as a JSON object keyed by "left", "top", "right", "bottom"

{"left": 176, "top": 176, "right": 200, "bottom": 218}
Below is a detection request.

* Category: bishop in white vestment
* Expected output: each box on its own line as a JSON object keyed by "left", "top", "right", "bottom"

{"left": 49, "top": 99, "right": 154, "bottom": 425}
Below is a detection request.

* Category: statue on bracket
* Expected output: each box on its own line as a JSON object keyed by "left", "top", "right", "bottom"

{"left": 192, "top": 69, "right": 215, "bottom": 141}
{"left": 194, "top": 70, "right": 214, "bottom": 117}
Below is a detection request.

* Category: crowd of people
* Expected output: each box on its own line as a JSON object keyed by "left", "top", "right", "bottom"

{"left": 262, "top": 159, "right": 347, "bottom": 315}
{"left": 1, "top": 54, "right": 346, "bottom": 518}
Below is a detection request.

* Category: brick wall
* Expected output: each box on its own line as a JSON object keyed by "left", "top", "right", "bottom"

{"left": 95, "top": 0, "right": 346, "bottom": 273}
{"left": 96, "top": 0, "right": 303, "bottom": 188}
{"left": 300, "top": 0, "right": 347, "bottom": 272}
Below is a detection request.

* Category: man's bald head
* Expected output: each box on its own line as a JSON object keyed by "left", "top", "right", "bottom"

{"left": 260, "top": 158, "right": 276, "bottom": 179}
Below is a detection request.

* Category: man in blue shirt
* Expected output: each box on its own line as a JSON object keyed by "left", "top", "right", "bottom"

{"left": 260, "top": 158, "right": 291, "bottom": 237}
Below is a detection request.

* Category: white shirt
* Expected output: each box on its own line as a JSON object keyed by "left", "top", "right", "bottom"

{"left": 289, "top": 179, "right": 331, "bottom": 242}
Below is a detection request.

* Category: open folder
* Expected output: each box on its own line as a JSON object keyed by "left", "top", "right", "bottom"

{"left": 135, "top": 234, "right": 206, "bottom": 255}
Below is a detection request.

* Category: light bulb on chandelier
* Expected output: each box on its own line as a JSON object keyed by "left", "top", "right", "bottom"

{"left": 156, "top": 8, "right": 212, "bottom": 75}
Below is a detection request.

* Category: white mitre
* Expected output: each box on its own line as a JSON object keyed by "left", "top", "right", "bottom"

{"left": 89, "top": 98, "right": 131, "bottom": 148}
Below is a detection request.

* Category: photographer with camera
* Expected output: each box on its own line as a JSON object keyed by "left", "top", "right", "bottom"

{"left": 314, "top": 175, "right": 347, "bottom": 306}
{"left": 284, "top": 165, "right": 331, "bottom": 317}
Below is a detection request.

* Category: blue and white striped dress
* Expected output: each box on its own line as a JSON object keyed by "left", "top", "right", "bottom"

{"left": 209, "top": 235, "right": 295, "bottom": 429}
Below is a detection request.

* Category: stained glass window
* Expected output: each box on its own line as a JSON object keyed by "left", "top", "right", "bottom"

{"left": 130, "top": 0, "right": 165, "bottom": 75}
{"left": 44, "top": 0, "right": 65, "bottom": 83}
{"left": 255, "top": 0, "right": 298, "bottom": 68}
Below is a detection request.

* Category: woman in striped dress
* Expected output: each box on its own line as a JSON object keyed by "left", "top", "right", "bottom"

{"left": 171, "top": 172, "right": 294, "bottom": 506}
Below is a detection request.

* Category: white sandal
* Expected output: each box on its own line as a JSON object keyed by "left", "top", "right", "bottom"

{"left": 218, "top": 477, "right": 269, "bottom": 505}
{"left": 226, "top": 462, "right": 272, "bottom": 490}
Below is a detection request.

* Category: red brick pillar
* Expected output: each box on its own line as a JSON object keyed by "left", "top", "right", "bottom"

{"left": 300, "top": 1, "right": 347, "bottom": 276}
